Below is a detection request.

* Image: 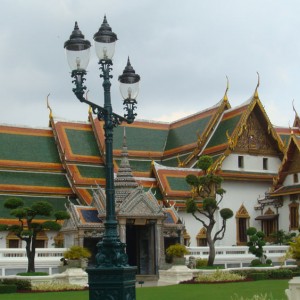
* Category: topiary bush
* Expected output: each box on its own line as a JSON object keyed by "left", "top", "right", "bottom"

{"left": 250, "top": 259, "right": 261, "bottom": 267}
{"left": 247, "top": 227, "right": 266, "bottom": 263}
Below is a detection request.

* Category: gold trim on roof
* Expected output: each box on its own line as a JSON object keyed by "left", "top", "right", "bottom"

{"left": 273, "top": 134, "right": 300, "bottom": 188}
{"left": 177, "top": 155, "right": 184, "bottom": 167}
{"left": 210, "top": 88, "right": 285, "bottom": 172}
{"left": 183, "top": 97, "right": 231, "bottom": 167}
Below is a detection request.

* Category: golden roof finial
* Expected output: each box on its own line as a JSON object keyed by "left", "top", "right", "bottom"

{"left": 254, "top": 72, "right": 260, "bottom": 98}
{"left": 223, "top": 75, "right": 229, "bottom": 101}
{"left": 46, "top": 93, "right": 53, "bottom": 125}
{"left": 293, "top": 99, "right": 299, "bottom": 118}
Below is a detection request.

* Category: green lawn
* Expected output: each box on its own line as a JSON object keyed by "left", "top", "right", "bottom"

{"left": 0, "top": 280, "right": 289, "bottom": 300}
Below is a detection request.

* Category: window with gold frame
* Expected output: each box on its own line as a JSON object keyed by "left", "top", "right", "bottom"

{"left": 196, "top": 228, "right": 207, "bottom": 246}
{"left": 235, "top": 204, "right": 250, "bottom": 245}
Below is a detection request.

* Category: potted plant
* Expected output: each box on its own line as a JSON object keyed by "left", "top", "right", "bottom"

{"left": 166, "top": 243, "right": 189, "bottom": 265}
{"left": 61, "top": 246, "right": 91, "bottom": 271}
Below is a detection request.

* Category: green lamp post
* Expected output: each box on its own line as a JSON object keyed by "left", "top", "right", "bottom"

{"left": 64, "top": 16, "right": 140, "bottom": 300}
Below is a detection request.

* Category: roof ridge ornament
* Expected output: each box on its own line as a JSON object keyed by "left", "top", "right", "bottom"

{"left": 254, "top": 72, "right": 260, "bottom": 98}
{"left": 223, "top": 75, "right": 229, "bottom": 101}
{"left": 46, "top": 93, "right": 53, "bottom": 127}
{"left": 292, "top": 99, "right": 300, "bottom": 126}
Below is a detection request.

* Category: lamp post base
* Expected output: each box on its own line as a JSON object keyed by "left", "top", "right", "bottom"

{"left": 87, "top": 266, "right": 137, "bottom": 300}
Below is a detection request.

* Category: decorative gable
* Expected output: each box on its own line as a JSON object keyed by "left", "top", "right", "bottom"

{"left": 119, "top": 186, "right": 164, "bottom": 217}
{"left": 235, "top": 112, "right": 278, "bottom": 155}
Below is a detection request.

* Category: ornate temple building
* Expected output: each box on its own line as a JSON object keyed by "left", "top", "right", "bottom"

{"left": 0, "top": 83, "right": 299, "bottom": 275}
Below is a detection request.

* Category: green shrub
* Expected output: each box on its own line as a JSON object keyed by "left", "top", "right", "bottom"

{"left": 0, "top": 284, "right": 17, "bottom": 294}
{"left": 17, "top": 272, "right": 48, "bottom": 276}
{"left": 2, "top": 278, "right": 31, "bottom": 290}
{"left": 267, "top": 269, "right": 293, "bottom": 279}
{"left": 63, "top": 245, "right": 91, "bottom": 260}
{"left": 250, "top": 259, "right": 261, "bottom": 266}
{"left": 196, "top": 258, "right": 208, "bottom": 268}
{"left": 265, "top": 259, "right": 272, "bottom": 266}
{"left": 32, "top": 282, "right": 85, "bottom": 291}
{"left": 250, "top": 272, "right": 268, "bottom": 281}
{"left": 196, "top": 269, "right": 245, "bottom": 282}
{"left": 166, "top": 244, "right": 189, "bottom": 258}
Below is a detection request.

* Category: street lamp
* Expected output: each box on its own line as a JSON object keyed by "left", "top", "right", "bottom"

{"left": 64, "top": 16, "right": 140, "bottom": 300}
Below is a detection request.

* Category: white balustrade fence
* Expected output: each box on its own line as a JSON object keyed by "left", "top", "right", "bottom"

{"left": 0, "top": 248, "right": 67, "bottom": 276}
{"left": 186, "top": 245, "right": 293, "bottom": 268}
{"left": 0, "top": 245, "right": 294, "bottom": 276}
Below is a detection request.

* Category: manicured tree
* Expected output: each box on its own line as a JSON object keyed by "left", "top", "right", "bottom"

{"left": 246, "top": 227, "right": 266, "bottom": 263}
{"left": 2, "top": 197, "right": 70, "bottom": 273}
{"left": 185, "top": 155, "right": 233, "bottom": 266}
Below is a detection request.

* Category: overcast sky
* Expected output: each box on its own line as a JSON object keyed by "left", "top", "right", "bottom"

{"left": 0, "top": 0, "right": 299, "bottom": 128}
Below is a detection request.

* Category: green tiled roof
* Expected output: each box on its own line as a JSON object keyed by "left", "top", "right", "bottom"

{"left": 167, "top": 176, "right": 190, "bottom": 192}
{"left": 65, "top": 129, "right": 100, "bottom": 157}
{"left": 115, "top": 159, "right": 152, "bottom": 173}
{"left": 0, "top": 195, "right": 68, "bottom": 219}
{"left": 0, "top": 133, "right": 60, "bottom": 163}
{"left": 165, "top": 116, "right": 212, "bottom": 151}
{"left": 143, "top": 187, "right": 163, "bottom": 201}
{"left": 161, "top": 153, "right": 190, "bottom": 167}
{"left": 77, "top": 165, "right": 106, "bottom": 179}
{"left": 113, "top": 126, "right": 168, "bottom": 152}
{"left": 279, "top": 134, "right": 290, "bottom": 147}
{"left": 0, "top": 171, "right": 69, "bottom": 187}
{"left": 206, "top": 114, "right": 241, "bottom": 149}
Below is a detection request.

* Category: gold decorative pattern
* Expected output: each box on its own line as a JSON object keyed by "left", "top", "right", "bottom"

{"left": 196, "top": 227, "right": 207, "bottom": 238}
{"left": 235, "top": 204, "right": 250, "bottom": 218}
{"left": 235, "top": 113, "right": 278, "bottom": 155}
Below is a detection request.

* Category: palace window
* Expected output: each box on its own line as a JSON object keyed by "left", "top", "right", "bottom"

{"left": 236, "top": 205, "right": 250, "bottom": 245}
{"left": 263, "top": 158, "right": 268, "bottom": 170}
{"left": 6, "top": 232, "right": 21, "bottom": 248}
{"left": 238, "top": 156, "right": 244, "bottom": 168}
{"left": 8, "top": 239, "right": 19, "bottom": 248}
{"left": 183, "top": 229, "right": 191, "bottom": 247}
{"left": 196, "top": 228, "right": 207, "bottom": 246}
{"left": 257, "top": 208, "right": 278, "bottom": 240}
{"left": 289, "top": 202, "right": 299, "bottom": 230}
{"left": 294, "top": 174, "right": 299, "bottom": 183}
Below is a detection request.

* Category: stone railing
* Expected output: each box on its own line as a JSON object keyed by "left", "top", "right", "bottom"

{"left": 186, "top": 245, "right": 293, "bottom": 268}
{"left": 0, "top": 245, "right": 294, "bottom": 276}
{"left": 0, "top": 248, "right": 67, "bottom": 276}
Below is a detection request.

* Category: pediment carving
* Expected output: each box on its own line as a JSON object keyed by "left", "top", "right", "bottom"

{"left": 119, "top": 186, "right": 164, "bottom": 217}
{"left": 235, "top": 113, "right": 277, "bottom": 155}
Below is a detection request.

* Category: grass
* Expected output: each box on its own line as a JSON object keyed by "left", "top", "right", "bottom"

{"left": 0, "top": 280, "right": 289, "bottom": 300}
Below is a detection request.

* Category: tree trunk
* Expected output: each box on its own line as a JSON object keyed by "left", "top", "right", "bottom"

{"left": 207, "top": 235, "right": 215, "bottom": 266}
{"left": 206, "top": 224, "right": 215, "bottom": 266}
{"left": 26, "top": 238, "right": 35, "bottom": 273}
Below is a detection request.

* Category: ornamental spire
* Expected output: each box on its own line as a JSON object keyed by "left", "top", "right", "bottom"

{"left": 223, "top": 75, "right": 229, "bottom": 102}
{"left": 254, "top": 72, "right": 260, "bottom": 98}
{"left": 114, "top": 127, "right": 138, "bottom": 206}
